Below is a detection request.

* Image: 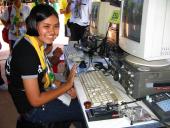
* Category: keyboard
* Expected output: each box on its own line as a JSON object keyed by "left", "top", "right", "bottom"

{"left": 64, "top": 45, "right": 84, "bottom": 61}
{"left": 78, "top": 70, "right": 121, "bottom": 108}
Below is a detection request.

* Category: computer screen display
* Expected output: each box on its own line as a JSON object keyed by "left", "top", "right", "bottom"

{"left": 121, "top": 0, "right": 143, "bottom": 42}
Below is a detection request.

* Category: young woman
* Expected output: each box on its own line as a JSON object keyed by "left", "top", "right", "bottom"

{"left": 7, "top": 4, "right": 86, "bottom": 127}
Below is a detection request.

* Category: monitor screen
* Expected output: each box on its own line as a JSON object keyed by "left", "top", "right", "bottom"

{"left": 121, "top": 0, "right": 143, "bottom": 42}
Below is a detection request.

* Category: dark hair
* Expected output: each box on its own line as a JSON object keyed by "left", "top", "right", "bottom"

{"left": 26, "top": 4, "right": 59, "bottom": 36}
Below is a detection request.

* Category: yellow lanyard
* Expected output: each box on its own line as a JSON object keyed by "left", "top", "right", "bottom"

{"left": 24, "top": 34, "right": 50, "bottom": 88}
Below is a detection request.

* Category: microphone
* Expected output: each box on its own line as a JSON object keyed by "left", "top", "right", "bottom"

{"left": 74, "top": 43, "right": 90, "bottom": 53}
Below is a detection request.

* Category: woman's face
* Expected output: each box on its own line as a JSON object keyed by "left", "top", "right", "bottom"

{"left": 37, "top": 14, "right": 59, "bottom": 44}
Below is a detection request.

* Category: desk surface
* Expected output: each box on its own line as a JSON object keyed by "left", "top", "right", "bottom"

{"left": 64, "top": 45, "right": 160, "bottom": 128}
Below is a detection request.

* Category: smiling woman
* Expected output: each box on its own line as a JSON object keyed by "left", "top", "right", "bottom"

{"left": 36, "top": 14, "right": 59, "bottom": 44}
{"left": 6, "top": 4, "right": 86, "bottom": 128}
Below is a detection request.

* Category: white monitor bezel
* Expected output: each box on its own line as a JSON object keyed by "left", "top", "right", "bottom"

{"left": 119, "top": 0, "right": 170, "bottom": 61}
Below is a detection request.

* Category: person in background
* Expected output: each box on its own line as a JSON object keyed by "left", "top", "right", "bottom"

{"left": 0, "top": 42, "right": 8, "bottom": 90}
{"left": 69, "top": 0, "right": 92, "bottom": 43}
{"left": 6, "top": 4, "right": 86, "bottom": 128}
{"left": 59, "top": 0, "right": 72, "bottom": 36}
{"left": 49, "top": 0, "right": 59, "bottom": 13}
{"left": 0, "top": 0, "right": 30, "bottom": 51}
{"left": 0, "top": 63, "right": 7, "bottom": 90}
{"left": 0, "top": 1, "right": 5, "bottom": 14}
{"left": 44, "top": 43, "right": 64, "bottom": 74}
{"left": 34, "top": 0, "right": 45, "bottom": 5}
{"left": 0, "top": 66, "right": 4, "bottom": 85}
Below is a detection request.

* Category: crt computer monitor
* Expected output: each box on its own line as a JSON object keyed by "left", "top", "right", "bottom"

{"left": 119, "top": 0, "right": 170, "bottom": 61}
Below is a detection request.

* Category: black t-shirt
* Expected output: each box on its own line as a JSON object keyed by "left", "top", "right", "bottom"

{"left": 9, "top": 37, "right": 46, "bottom": 114}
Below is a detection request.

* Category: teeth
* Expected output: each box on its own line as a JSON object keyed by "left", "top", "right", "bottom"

{"left": 48, "top": 37, "right": 54, "bottom": 40}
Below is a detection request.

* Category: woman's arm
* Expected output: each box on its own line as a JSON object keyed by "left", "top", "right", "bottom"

{"left": 23, "top": 64, "right": 77, "bottom": 107}
{"left": 1, "top": 19, "right": 8, "bottom": 26}
{"left": 60, "top": 0, "right": 72, "bottom": 14}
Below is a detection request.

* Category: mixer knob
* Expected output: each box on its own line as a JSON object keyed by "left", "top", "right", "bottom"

{"left": 127, "top": 71, "right": 131, "bottom": 75}
{"left": 114, "top": 70, "right": 121, "bottom": 81}
{"left": 129, "top": 90, "right": 133, "bottom": 94}
{"left": 129, "top": 84, "right": 133, "bottom": 87}
{"left": 131, "top": 74, "right": 134, "bottom": 77}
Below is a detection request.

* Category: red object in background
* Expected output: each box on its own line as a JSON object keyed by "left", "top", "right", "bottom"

{"left": 2, "top": 6, "right": 12, "bottom": 44}
{"left": 52, "top": 64, "right": 58, "bottom": 73}
{"left": 52, "top": 60, "right": 65, "bottom": 73}
{"left": 2, "top": 27, "right": 10, "bottom": 44}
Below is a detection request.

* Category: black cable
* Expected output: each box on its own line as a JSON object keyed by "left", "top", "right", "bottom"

{"left": 120, "top": 97, "right": 146, "bottom": 106}
{"left": 101, "top": 56, "right": 113, "bottom": 74}
{"left": 120, "top": 100, "right": 139, "bottom": 106}
{"left": 104, "top": 98, "right": 143, "bottom": 108}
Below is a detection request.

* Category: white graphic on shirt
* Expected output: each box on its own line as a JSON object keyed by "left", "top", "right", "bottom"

{"left": 38, "top": 65, "right": 43, "bottom": 73}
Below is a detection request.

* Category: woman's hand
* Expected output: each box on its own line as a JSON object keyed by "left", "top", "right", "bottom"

{"left": 53, "top": 47, "right": 63, "bottom": 58}
{"left": 53, "top": 80, "right": 62, "bottom": 87}
{"left": 66, "top": 64, "right": 77, "bottom": 88}
{"left": 67, "top": 87, "right": 77, "bottom": 99}
{"left": 49, "top": 47, "right": 63, "bottom": 65}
